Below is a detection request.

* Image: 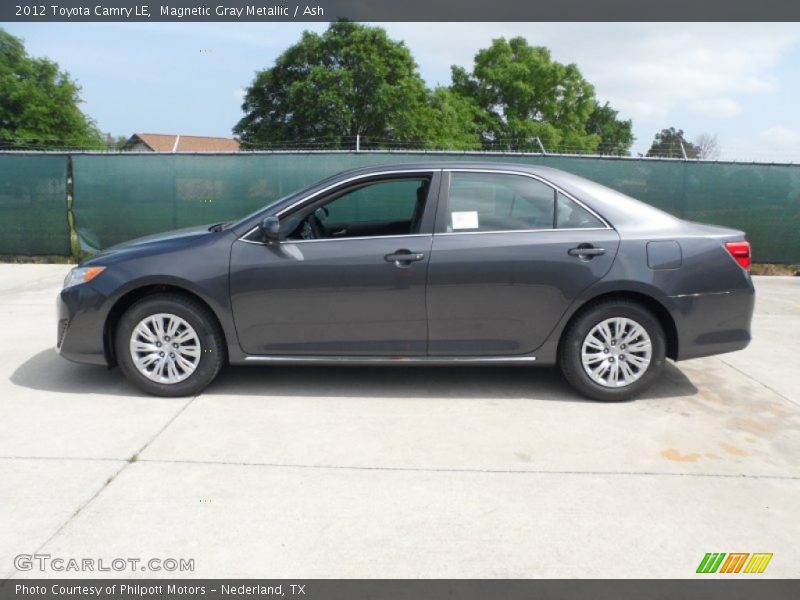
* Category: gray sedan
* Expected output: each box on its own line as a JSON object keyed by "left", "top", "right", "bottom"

{"left": 57, "top": 162, "right": 754, "bottom": 401}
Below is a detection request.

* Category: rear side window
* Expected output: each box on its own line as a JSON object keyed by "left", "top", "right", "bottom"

{"left": 446, "top": 172, "right": 556, "bottom": 232}
{"left": 555, "top": 192, "right": 606, "bottom": 229}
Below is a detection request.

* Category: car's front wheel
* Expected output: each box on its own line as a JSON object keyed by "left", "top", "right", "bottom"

{"left": 115, "top": 294, "right": 225, "bottom": 397}
{"left": 558, "top": 299, "right": 666, "bottom": 401}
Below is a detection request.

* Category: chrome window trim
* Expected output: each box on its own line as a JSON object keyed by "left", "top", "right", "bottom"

{"left": 237, "top": 166, "right": 613, "bottom": 245}
{"left": 435, "top": 227, "right": 611, "bottom": 237}
{"left": 239, "top": 169, "right": 440, "bottom": 243}
{"left": 238, "top": 233, "right": 431, "bottom": 246}
{"left": 444, "top": 168, "right": 613, "bottom": 230}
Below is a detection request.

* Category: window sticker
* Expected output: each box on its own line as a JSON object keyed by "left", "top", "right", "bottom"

{"left": 451, "top": 211, "right": 479, "bottom": 230}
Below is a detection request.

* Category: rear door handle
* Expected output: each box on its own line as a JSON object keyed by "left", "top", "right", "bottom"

{"left": 568, "top": 245, "right": 606, "bottom": 258}
{"left": 384, "top": 250, "right": 425, "bottom": 265}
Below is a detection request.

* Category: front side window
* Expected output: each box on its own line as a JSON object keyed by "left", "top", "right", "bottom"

{"left": 285, "top": 177, "right": 430, "bottom": 241}
{"left": 445, "top": 172, "right": 556, "bottom": 232}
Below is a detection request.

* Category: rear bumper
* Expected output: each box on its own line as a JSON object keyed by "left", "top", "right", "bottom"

{"left": 56, "top": 283, "right": 110, "bottom": 366}
{"left": 671, "top": 284, "right": 755, "bottom": 361}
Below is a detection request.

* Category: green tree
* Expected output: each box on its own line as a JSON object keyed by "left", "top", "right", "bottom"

{"left": 586, "top": 101, "right": 634, "bottom": 156}
{"left": 235, "top": 21, "right": 466, "bottom": 149}
{"left": 0, "top": 28, "right": 103, "bottom": 149}
{"left": 646, "top": 127, "right": 700, "bottom": 159}
{"left": 451, "top": 37, "right": 600, "bottom": 153}
{"left": 412, "top": 88, "right": 482, "bottom": 150}
{"left": 105, "top": 133, "right": 129, "bottom": 151}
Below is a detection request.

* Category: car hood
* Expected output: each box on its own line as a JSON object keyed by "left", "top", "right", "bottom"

{"left": 87, "top": 224, "right": 216, "bottom": 261}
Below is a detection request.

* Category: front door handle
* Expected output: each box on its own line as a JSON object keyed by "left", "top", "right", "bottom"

{"left": 384, "top": 250, "right": 425, "bottom": 266}
{"left": 568, "top": 245, "right": 606, "bottom": 259}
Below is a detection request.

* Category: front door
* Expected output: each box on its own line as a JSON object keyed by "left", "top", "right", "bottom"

{"left": 426, "top": 170, "right": 620, "bottom": 356}
{"left": 230, "top": 172, "right": 439, "bottom": 356}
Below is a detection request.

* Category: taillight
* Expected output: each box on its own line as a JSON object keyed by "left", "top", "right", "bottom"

{"left": 725, "top": 241, "right": 751, "bottom": 270}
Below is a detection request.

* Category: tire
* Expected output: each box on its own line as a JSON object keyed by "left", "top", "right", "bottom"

{"left": 558, "top": 299, "right": 666, "bottom": 402}
{"left": 115, "top": 294, "right": 225, "bottom": 397}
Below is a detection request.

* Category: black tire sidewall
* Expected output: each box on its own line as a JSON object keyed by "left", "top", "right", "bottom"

{"left": 559, "top": 301, "right": 666, "bottom": 402}
{"left": 115, "top": 296, "right": 224, "bottom": 397}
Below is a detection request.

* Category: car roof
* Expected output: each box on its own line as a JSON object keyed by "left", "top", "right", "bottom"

{"left": 331, "top": 161, "right": 562, "bottom": 177}
{"left": 325, "top": 161, "right": 616, "bottom": 198}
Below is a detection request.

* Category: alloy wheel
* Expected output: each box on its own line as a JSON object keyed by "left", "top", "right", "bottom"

{"left": 580, "top": 317, "right": 652, "bottom": 388}
{"left": 129, "top": 313, "right": 201, "bottom": 384}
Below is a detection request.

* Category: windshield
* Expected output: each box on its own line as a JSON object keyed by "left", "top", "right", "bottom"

{"left": 229, "top": 171, "right": 352, "bottom": 230}
{"left": 229, "top": 191, "right": 300, "bottom": 229}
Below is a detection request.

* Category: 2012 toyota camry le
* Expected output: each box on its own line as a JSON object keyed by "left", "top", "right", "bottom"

{"left": 57, "top": 162, "right": 755, "bottom": 401}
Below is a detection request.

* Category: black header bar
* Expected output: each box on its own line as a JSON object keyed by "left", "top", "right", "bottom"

{"left": 2, "top": 0, "right": 800, "bottom": 22}
{"left": 2, "top": 580, "right": 800, "bottom": 600}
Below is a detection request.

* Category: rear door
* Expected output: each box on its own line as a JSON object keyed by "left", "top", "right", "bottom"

{"left": 426, "top": 170, "right": 620, "bottom": 356}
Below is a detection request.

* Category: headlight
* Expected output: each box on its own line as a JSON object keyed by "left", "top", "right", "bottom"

{"left": 63, "top": 266, "right": 106, "bottom": 289}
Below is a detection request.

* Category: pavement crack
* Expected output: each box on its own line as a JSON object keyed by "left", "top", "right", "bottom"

{"left": 133, "top": 457, "right": 800, "bottom": 481}
{"left": 715, "top": 356, "right": 800, "bottom": 409}
{"left": 131, "top": 394, "right": 199, "bottom": 459}
{"left": 5, "top": 394, "right": 200, "bottom": 579}
{"left": 4, "top": 455, "right": 797, "bottom": 481}
{"left": 0, "top": 456, "right": 122, "bottom": 462}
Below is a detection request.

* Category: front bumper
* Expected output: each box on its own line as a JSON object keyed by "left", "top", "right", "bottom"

{"left": 56, "top": 283, "right": 111, "bottom": 366}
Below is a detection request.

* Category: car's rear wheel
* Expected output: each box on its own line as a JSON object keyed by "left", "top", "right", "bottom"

{"left": 115, "top": 294, "right": 225, "bottom": 397}
{"left": 558, "top": 299, "right": 666, "bottom": 401}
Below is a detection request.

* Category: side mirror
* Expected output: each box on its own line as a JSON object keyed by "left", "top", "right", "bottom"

{"left": 258, "top": 216, "right": 280, "bottom": 243}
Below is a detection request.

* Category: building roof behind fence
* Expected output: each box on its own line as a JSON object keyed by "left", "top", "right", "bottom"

{"left": 125, "top": 133, "right": 240, "bottom": 152}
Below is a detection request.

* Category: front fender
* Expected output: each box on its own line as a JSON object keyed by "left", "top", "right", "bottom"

{"left": 75, "top": 231, "right": 241, "bottom": 366}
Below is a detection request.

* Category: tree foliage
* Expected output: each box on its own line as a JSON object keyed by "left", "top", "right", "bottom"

{"left": 646, "top": 127, "right": 700, "bottom": 159}
{"left": 105, "top": 133, "right": 129, "bottom": 151}
{"left": 0, "top": 28, "right": 103, "bottom": 149}
{"left": 451, "top": 37, "right": 610, "bottom": 153}
{"left": 235, "top": 21, "right": 470, "bottom": 149}
{"left": 235, "top": 26, "right": 633, "bottom": 154}
{"left": 585, "top": 101, "right": 634, "bottom": 156}
{"left": 413, "top": 88, "right": 482, "bottom": 150}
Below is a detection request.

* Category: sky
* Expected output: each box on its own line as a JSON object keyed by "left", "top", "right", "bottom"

{"left": 3, "top": 22, "right": 800, "bottom": 161}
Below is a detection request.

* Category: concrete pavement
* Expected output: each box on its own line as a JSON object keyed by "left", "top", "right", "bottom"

{"left": 1, "top": 265, "right": 798, "bottom": 578}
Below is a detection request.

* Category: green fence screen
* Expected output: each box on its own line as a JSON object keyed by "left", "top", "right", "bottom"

{"left": 41, "top": 152, "right": 800, "bottom": 263}
{"left": 71, "top": 153, "right": 441, "bottom": 251}
{"left": 0, "top": 154, "right": 70, "bottom": 255}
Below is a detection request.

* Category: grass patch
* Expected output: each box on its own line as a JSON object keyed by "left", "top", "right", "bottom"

{"left": 751, "top": 263, "right": 800, "bottom": 276}
{"left": 0, "top": 254, "right": 74, "bottom": 264}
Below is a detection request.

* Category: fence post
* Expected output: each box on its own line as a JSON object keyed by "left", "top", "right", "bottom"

{"left": 66, "top": 154, "right": 75, "bottom": 258}
{"left": 680, "top": 159, "right": 689, "bottom": 219}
